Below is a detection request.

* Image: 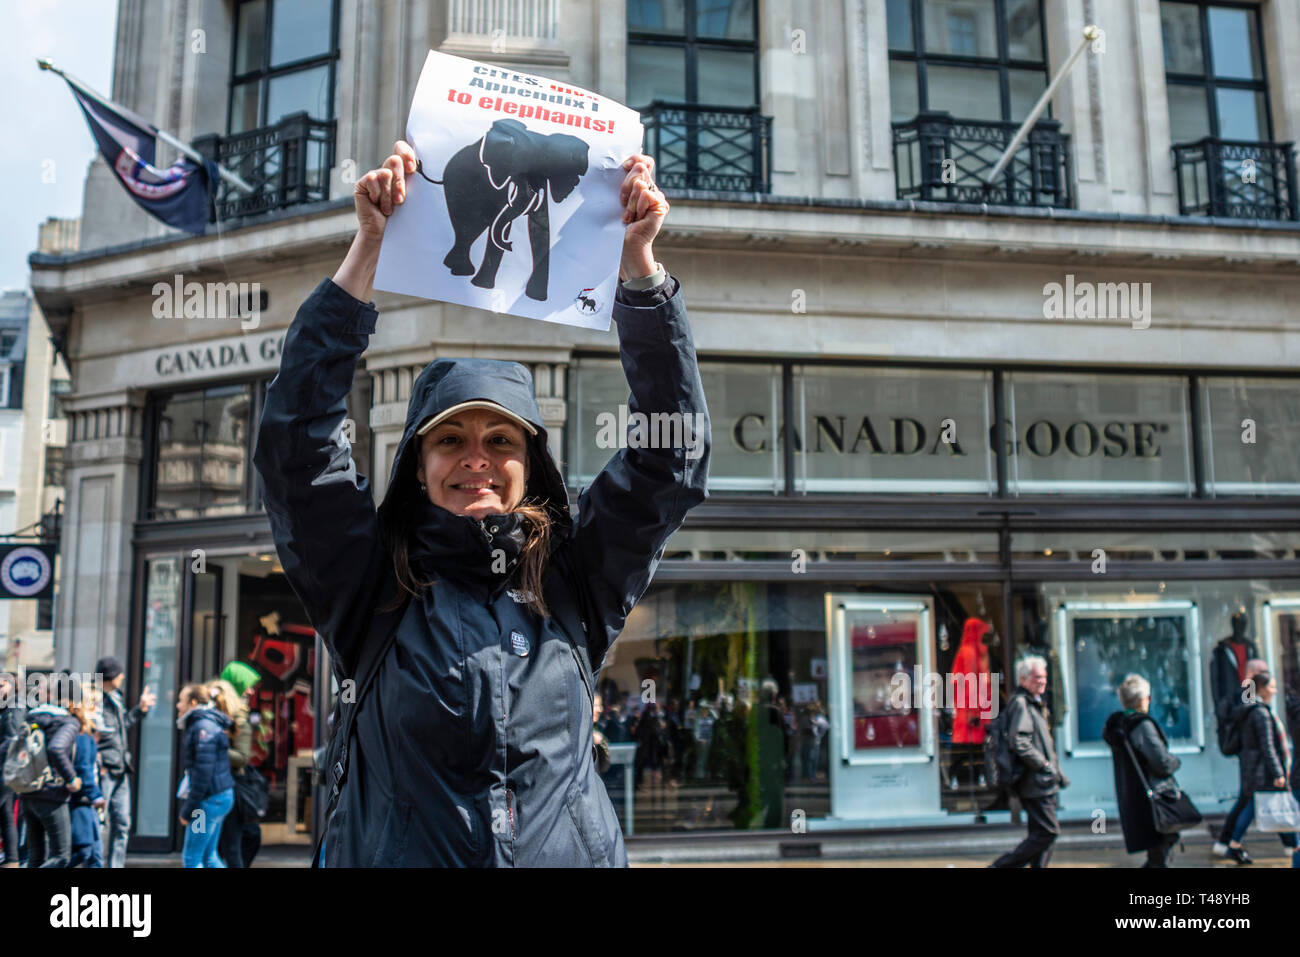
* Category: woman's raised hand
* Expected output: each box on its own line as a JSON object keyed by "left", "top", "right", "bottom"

{"left": 354, "top": 140, "right": 420, "bottom": 245}
{"left": 619, "top": 153, "right": 668, "bottom": 280}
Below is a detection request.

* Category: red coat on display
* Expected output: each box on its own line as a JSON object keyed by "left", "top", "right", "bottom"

{"left": 951, "top": 618, "right": 991, "bottom": 745}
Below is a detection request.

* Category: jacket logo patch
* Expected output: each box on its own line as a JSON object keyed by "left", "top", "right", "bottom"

{"left": 507, "top": 588, "right": 535, "bottom": 604}
{"left": 510, "top": 631, "right": 530, "bottom": 657}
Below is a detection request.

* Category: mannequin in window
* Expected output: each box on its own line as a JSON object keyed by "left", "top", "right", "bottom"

{"left": 1211, "top": 611, "right": 1259, "bottom": 712}
{"left": 948, "top": 618, "right": 993, "bottom": 790}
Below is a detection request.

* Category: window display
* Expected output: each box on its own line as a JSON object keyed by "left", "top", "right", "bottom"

{"left": 1059, "top": 600, "right": 1201, "bottom": 753}
{"left": 833, "top": 597, "right": 934, "bottom": 764}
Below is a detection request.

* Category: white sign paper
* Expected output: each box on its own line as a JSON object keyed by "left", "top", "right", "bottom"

{"left": 374, "top": 51, "right": 645, "bottom": 331}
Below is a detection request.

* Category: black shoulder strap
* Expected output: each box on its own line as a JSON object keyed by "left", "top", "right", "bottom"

{"left": 313, "top": 579, "right": 412, "bottom": 868}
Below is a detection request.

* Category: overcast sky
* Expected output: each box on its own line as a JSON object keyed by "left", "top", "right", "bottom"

{"left": 0, "top": 0, "right": 120, "bottom": 292}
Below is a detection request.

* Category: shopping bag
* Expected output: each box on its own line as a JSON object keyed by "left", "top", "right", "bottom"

{"left": 1254, "top": 789, "right": 1300, "bottom": 832}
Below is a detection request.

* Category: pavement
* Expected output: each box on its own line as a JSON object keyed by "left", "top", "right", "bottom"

{"left": 115, "top": 818, "right": 1295, "bottom": 868}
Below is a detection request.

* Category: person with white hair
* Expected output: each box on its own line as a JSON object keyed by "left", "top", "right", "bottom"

{"left": 1103, "top": 673, "right": 1188, "bottom": 867}
{"left": 991, "top": 655, "right": 1069, "bottom": 867}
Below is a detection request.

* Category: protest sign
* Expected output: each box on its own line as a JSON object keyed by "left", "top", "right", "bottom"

{"left": 374, "top": 51, "right": 645, "bottom": 331}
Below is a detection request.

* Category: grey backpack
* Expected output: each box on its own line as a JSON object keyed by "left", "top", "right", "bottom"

{"left": 3, "top": 721, "right": 56, "bottom": 794}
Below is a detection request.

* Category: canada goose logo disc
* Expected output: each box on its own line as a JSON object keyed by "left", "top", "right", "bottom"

{"left": 510, "top": 630, "right": 530, "bottom": 657}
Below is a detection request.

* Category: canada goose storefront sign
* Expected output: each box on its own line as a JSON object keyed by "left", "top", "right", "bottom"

{"left": 374, "top": 51, "right": 644, "bottom": 332}
{"left": 0, "top": 545, "right": 55, "bottom": 599}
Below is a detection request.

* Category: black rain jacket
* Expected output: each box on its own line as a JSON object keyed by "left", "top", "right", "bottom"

{"left": 254, "top": 274, "right": 710, "bottom": 866}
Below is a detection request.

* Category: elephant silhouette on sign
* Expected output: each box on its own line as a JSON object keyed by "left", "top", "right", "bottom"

{"left": 416, "top": 118, "right": 590, "bottom": 301}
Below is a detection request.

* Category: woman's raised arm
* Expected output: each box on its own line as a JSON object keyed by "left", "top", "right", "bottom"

{"left": 252, "top": 142, "right": 415, "bottom": 676}
{"left": 568, "top": 154, "right": 711, "bottom": 671}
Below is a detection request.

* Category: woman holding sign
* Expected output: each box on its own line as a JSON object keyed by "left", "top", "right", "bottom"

{"left": 254, "top": 141, "right": 710, "bottom": 866}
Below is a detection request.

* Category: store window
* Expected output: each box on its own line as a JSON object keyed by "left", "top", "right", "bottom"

{"left": 229, "top": 0, "right": 339, "bottom": 134}
{"left": 627, "top": 0, "right": 758, "bottom": 108}
{"left": 1160, "top": 1, "right": 1270, "bottom": 143}
{"left": 148, "top": 383, "right": 256, "bottom": 519}
{"left": 1006, "top": 372, "right": 1193, "bottom": 495}
{"left": 1201, "top": 376, "right": 1300, "bottom": 496}
{"left": 135, "top": 557, "right": 183, "bottom": 839}
{"left": 1058, "top": 599, "right": 1201, "bottom": 755}
{"left": 794, "top": 365, "right": 995, "bottom": 493}
{"left": 886, "top": 0, "right": 1048, "bottom": 123}
{"left": 569, "top": 358, "right": 781, "bottom": 492}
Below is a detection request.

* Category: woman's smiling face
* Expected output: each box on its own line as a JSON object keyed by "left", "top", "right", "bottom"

{"left": 417, "top": 409, "right": 529, "bottom": 519}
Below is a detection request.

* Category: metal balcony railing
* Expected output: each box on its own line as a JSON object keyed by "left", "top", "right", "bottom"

{"left": 641, "top": 101, "right": 772, "bottom": 193}
{"left": 1171, "top": 137, "right": 1298, "bottom": 221}
{"left": 892, "top": 110, "right": 1073, "bottom": 208}
{"left": 193, "top": 112, "right": 336, "bottom": 222}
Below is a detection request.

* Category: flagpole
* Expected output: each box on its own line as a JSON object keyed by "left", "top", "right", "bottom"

{"left": 983, "top": 24, "right": 1101, "bottom": 189}
{"left": 37, "top": 57, "right": 254, "bottom": 194}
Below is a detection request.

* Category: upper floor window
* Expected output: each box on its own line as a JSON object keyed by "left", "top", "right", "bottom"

{"left": 628, "top": 1, "right": 770, "bottom": 193}
{"left": 1160, "top": 1, "right": 1271, "bottom": 143}
{"left": 229, "top": 0, "right": 339, "bottom": 134}
{"left": 886, "top": 0, "right": 1048, "bottom": 123}
{"left": 627, "top": 0, "right": 759, "bottom": 109}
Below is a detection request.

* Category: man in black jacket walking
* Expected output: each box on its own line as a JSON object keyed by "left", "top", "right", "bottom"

{"left": 992, "top": 656, "right": 1070, "bottom": 867}
{"left": 95, "top": 656, "right": 155, "bottom": 868}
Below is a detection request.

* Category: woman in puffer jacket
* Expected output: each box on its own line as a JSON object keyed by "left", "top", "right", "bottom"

{"left": 23, "top": 694, "right": 82, "bottom": 867}
{"left": 175, "top": 684, "right": 236, "bottom": 868}
{"left": 254, "top": 141, "right": 709, "bottom": 867}
{"left": 1222, "top": 671, "right": 1298, "bottom": 867}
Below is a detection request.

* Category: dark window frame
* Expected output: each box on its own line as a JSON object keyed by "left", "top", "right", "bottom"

{"left": 626, "top": 0, "right": 761, "bottom": 109}
{"left": 141, "top": 378, "right": 268, "bottom": 522}
{"left": 227, "top": 0, "right": 341, "bottom": 135}
{"left": 887, "top": 0, "right": 1051, "bottom": 123}
{"left": 1160, "top": 0, "right": 1273, "bottom": 143}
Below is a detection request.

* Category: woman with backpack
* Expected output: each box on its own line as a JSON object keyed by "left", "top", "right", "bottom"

{"left": 1222, "top": 671, "right": 1298, "bottom": 867}
{"left": 175, "top": 684, "right": 236, "bottom": 868}
{"left": 23, "top": 686, "right": 83, "bottom": 867}
{"left": 67, "top": 684, "right": 106, "bottom": 868}
{"left": 1103, "top": 674, "right": 1188, "bottom": 867}
{"left": 253, "top": 141, "right": 709, "bottom": 867}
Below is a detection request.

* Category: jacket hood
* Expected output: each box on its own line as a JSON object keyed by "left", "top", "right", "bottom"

{"left": 183, "top": 704, "right": 233, "bottom": 731}
{"left": 1102, "top": 710, "right": 1128, "bottom": 747}
{"left": 377, "top": 358, "right": 571, "bottom": 537}
{"left": 958, "top": 618, "right": 990, "bottom": 650}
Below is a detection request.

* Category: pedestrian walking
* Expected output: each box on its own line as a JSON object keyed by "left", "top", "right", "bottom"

{"left": 0, "top": 672, "right": 27, "bottom": 867}
{"left": 176, "top": 684, "right": 236, "bottom": 868}
{"left": 23, "top": 688, "right": 82, "bottom": 868}
{"left": 95, "top": 655, "right": 156, "bottom": 867}
{"left": 208, "top": 668, "right": 265, "bottom": 867}
{"left": 67, "top": 685, "right": 105, "bottom": 868}
{"left": 1222, "top": 672, "right": 1298, "bottom": 867}
{"left": 1103, "top": 674, "right": 1191, "bottom": 867}
{"left": 991, "top": 656, "right": 1069, "bottom": 868}
{"left": 1213, "top": 657, "right": 1269, "bottom": 857}
{"left": 253, "top": 140, "right": 709, "bottom": 867}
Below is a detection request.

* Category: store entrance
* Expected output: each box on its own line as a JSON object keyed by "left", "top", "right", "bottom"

{"left": 134, "top": 549, "right": 322, "bottom": 854}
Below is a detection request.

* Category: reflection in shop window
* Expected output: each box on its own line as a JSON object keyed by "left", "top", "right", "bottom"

{"left": 150, "top": 384, "right": 255, "bottom": 519}
{"left": 136, "top": 558, "right": 182, "bottom": 838}
{"left": 1060, "top": 601, "right": 1200, "bottom": 753}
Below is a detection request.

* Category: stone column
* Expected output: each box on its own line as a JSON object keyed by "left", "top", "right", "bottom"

{"left": 55, "top": 390, "right": 147, "bottom": 674}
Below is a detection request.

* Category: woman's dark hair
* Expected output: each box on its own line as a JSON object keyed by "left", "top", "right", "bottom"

{"left": 379, "top": 436, "right": 552, "bottom": 619}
